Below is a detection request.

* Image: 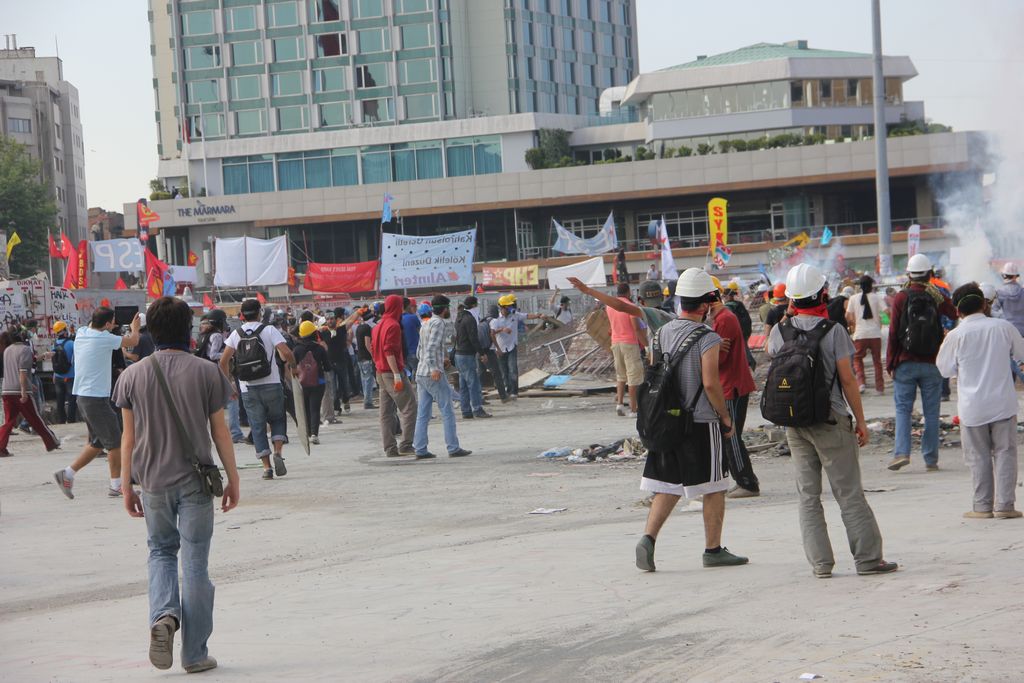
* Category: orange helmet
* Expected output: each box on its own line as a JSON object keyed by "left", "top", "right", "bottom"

{"left": 772, "top": 283, "right": 787, "bottom": 300}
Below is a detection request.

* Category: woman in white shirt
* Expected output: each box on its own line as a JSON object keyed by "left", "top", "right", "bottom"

{"left": 847, "top": 275, "right": 887, "bottom": 394}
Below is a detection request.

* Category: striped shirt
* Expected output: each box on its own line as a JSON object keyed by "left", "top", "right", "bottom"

{"left": 417, "top": 316, "right": 448, "bottom": 377}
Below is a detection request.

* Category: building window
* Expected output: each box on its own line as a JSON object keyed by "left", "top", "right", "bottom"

{"left": 230, "top": 75, "right": 262, "bottom": 101}
{"left": 598, "top": 0, "right": 610, "bottom": 21}
{"left": 352, "top": 0, "right": 384, "bottom": 18}
{"left": 820, "top": 79, "right": 832, "bottom": 100}
{"left": 540, "top": 24, "right": 554, "bottom": 48}
{"left": 601, "top": 32, "right": 613, "bottom": 54}
{"left": 582, "top": 31, "right": 594, "bottom": 53}
{"left": 267, "top": 1, "right": 299, "bottom": 27}
{"left": 562, "top": 27, "right": 575, "bottom": 50}
{"left": 616, "top": 2, "right": 628, "bottom": 23}
{"left": 332, "top": 148, "right": 359, "bottom": 186}
{"left": 539, "top": 59, "right": 554, "bottom": 81}
{"left": 272, "top": 72, "right": 304, "bottom": 96}
{"left": 357, "top": 28, "right": 391, "bottom": 53}
{"left": 8, "top": 118, "right": 31, "bottom": 134}
{"left": 397, "top": 0, "right": 431, "bottom": 12}
{"left": 562, "top": 62, "right": 575, "bottom": 84}
{"left": 318, "top": 101, "right": 352, "bottom": 127}
{"left": 188, "top": 113, "right": 224, "bottom": 139}
{"left": 446, "top": 136, "right": 502, "bottom": 177}
{"left": 181, "top": 10, "right": 215, "bottom": 36}
{"left": 226, "top": 6, "right": 257, "bottom": 31}
{"left": 578, "top": 0, "right": 591, "bottom": 19}
{"left": 360, "top": 97, "right": 394, "bottom": 123}
{"left": 355, "top": 63, "right": 390, "bottom": 88}
{"left": 315, "top": 33, "right": 348, "bottom": 57}
{"left": 790, "top": 80, "right": 804, "bottom": 105}
{"left": 273, "top": 37, "right": 306, "bottom": 62}
{"left": 187, "top": 79, "right": 219, "bottom": 104}
{"left": 311, "top": 0, "right": 341, "bottom": 22}
{"left": 439, "top": 21, "right": 450, "bottom": 46}
{"left": 411, "top": 141, "right": 443, "bottom": 179}
{"left": 230, "top": 41, "right": 263, "bottom": 66}
{"left": 581, "top": 64, "right": 594, "bottom": 86}
{"left": 399, "top": 58, "right": 434, "bottom": 84}
{"left": 401, "top": 23, "right": 434, "bottom": 49}
{"left": 185, "top": 45, "right": 221, "bottom": 69}
{"left": 277, "top": 105, "right": 309, "bottom": 131}
{"left": 404, "top": 93, "right": 437, "bottom": 120}
{"left": 223, "top": 155, "right": 275, "bottom": 194}
{"left": 565, "top": 96, "right": 577, "bottom": 114}
{"left": 523, "top": 22, "right": 533, "bottom": 45}
{"left": 236, "top": 109, "right": 268, "bottom": 135}
{"left": 278, "top": 151, "right": 330, "bottom": 190}
{"left": 313, "top": 67, "right": 346, "bottom": 92}
{"left": 441, "top": 56, "right": 453, "bottom": 80}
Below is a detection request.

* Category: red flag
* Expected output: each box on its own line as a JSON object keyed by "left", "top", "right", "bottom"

{"left": 304, "top": 261, "right": 379, "bottom": 293}
{"left": 256, "top": 292, "right": 267, "bottom": 305}
{"left": 145, "top": 249, "right": 170, "bottom": 299}
{"left": 187, "top": 250, "right": 198, "bottom": 266}
{"left": 203, "top": 293, "right": 215, "bottom": 309}
{"left": 63, "top": 244, "right": 78, "bottom": 289}
{"left": 114, "top": 277, "right": 128, "bottom": 290}
{"left": 287, "top": 266, "right": 297, "bottom": 288}
{"left": 49, "top": 234, "right": 62, "bottom": 258}
{"left": 59, "top": 233, "right": 71, "bottom": 259}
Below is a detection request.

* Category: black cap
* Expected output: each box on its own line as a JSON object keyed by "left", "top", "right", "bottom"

{"left": 334, "top": 307, "right": 346, "bottom": 318}
{"left": 560, "top": 296, "right": 570, "bottom": 304}
{"left": 464, "top": 296, "right": 478, "bottom": 308}
{"left": 431, "top": 294, "right": 451, "bottom": 308}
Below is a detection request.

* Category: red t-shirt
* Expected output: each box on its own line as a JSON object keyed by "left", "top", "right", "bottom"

{"left": 712, "top": 306, "right": 755, "bottom": 399}
{"left": 607, "top": 298, "right": 640, "bottom": 345}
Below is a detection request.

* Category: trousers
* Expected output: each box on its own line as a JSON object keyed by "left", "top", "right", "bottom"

{"left": 961, "top": 416, "right": 1018, "bottom": 512}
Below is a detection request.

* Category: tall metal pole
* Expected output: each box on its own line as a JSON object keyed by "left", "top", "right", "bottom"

{"left": 871, "top": 0, "right": 893, "bottom": 275}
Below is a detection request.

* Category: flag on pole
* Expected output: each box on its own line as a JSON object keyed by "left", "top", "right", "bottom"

{"left": 821, "top": 226, "right": 833, "bottom": 246}
{"left": 145, "top": 249, "right": 171, "bottom": 299}
{"left": 59, "top": 232, "right": 72, "bottom": 258}
{"left": 203, "top": 293, "right": 215, "bottom": 309}
{"left": 49, "top": 233, "right": 63, "bottom": 258}
{"left": 187, "top": 250, "right": 198, "bottom": 266}
{"left": 6, "top": 232, "right": 21, "bottom": 260}
{"left": 256, "top": 292, "right": 267, "bottom": 305}
{"left": 713, "top": 243, "right": 732, "bottom": 269}
{"left": 551, "top": 212, "right": 618, "bottom": 256}
{"left": 381, "top": 193, "right": 395, "bottom": 224}
{"left": 708, "top": 197, "right": 728, "bottom": 253}
{"left": 114, "top": 277, "right": 128, "bottom": 290}
{"left": 657, "top": 217, "right": 678, "bottom": 281}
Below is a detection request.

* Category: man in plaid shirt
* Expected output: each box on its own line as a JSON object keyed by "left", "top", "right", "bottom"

{"left": 413, "top": 295, "right": 472, "bottom": 460}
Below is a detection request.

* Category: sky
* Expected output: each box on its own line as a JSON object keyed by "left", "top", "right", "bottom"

{"left": 3, "top": 0, "right": 1021, "bottom": 212}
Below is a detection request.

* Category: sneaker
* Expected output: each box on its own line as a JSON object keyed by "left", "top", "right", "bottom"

{"left": 510, "top": 394, "right": 519, "bottom": 401}
{"left": 635, "top": 535, "right": 656, "bottom": 572}
{"left": 963, "top": 510, "right": 993, "bottom": 519}
{"left": 857, "top": 560, "right": 899, "bottom": 575}
{"left": 53, "top": 470, "right": 74, "bottom": 499}
{"left": 615, "top": 404, "right": 627, "bottom": 417}
{"left": 925, "top": 463, "right": 939, "bottom": 471}
{"left": 887, "top": 455, "right": 911, "bottom": 471}
{"left": 727, "top": 486, "right": 760, "bottom": 499}
{"left": 232, "top": 437, "right": 246, "bottom": 444}
{"left": 46, "top": 439, "right": 62, "bottom": 452}
{"left": 244, "top": 435, "right": 253, "bottom": 445}
{"left": 500, "top": 397, "right": 513, "bottom": 404}
{"left": 813, "top": 566, "right": 833, "bottom": 579}
{"left": 995, "top": 510, "right": 1023, "bottom": 519}
{"left": 262, "top": 468, "right": 274, "bottom": 480}
{"left": 184, "top": 656, "right": 217, "bottom": 674}
{"left": 364, "top": 403, "right": 377, "bottom": 410}
{"left": 343, "top": 403, "right": 351, "bottom": 413}
{"left": 273, "top": 454, "right": 287, "bottom": 477}
{"left": 415, "top": 452, "right": 437, "bottom": 460}
{"left": 857, "top": 384, "right": 866, "bottom": 393}
{"left": 108, "top": 487, "right": 123, "bottom": 498}
{"left": 628, "top": 411, "right": 638, "bottom": 419}
{"left": 449, "top": 448, "right": 472, "bottom": 458}
{"left": 149, "top": 614, "right": 177, "bottom": 670}
{"left": 703, "top": 547, "right": 749, "bottom": 568}
{"left": 473, "top": 411, "right": 493, "bottom": 419}
{"left": 310, "top": 435, "right": 320, "bottom": 445}
{"left": 461, "top": 413, "right": 474, "bottom": 419}
{"left": 398, "top": 446, "right": 417, "bottom": 456}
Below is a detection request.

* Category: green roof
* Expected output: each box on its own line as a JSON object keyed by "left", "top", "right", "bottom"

{"left": 659, "top": 42, "right": 870, "bottom": 71}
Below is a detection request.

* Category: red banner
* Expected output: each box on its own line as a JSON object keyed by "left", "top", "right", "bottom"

{"left": 62, "top": 240, "right": 89, "bottom": 289}
{"left": 304, "top": 261, "right": 379, "bottom": 293}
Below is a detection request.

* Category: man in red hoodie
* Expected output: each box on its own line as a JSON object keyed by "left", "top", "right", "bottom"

{"left": 371, "top": 294, "right": 417, "bottom": 457}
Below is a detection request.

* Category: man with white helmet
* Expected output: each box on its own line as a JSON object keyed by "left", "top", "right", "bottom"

{"left": 993, "top": 262, "right": 1024, "bottom": 335}
{"left": 885, "top": 254, "right": 957, "bottom": 471}
{"left": 635, "top": 268, "right": 749, "bottom": 572}
{"left": 767, "top": 263, "right": 897, "bottom": 577}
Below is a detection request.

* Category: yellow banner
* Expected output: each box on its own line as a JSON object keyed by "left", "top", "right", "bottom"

{"left": 708, "top": 197, "right": 728, "bottom": 252}
{"left": 481, "top": 264, "right": 540, "bottom": 288}
{"left": 783, "top": 231, "right": 811, "bottom": 249}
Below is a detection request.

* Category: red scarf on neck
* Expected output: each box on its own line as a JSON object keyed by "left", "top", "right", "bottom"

{"left": 792, "top": 303, "right": 829, "bottom": 319}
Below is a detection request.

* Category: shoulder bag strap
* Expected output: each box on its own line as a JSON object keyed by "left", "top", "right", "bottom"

{"left": 149, "top": 356, "right": 203, "bottom": 473}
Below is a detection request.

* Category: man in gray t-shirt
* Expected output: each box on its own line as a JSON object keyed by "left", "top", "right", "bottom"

{"left": 0, "top": 333, "right": 60, "bottom": 455}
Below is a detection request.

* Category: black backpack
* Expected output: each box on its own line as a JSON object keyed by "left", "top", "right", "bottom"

{"left": 724, "top": 300, "right": 752, "bottom": 340}
{"left": 760, "top": 319, "right": 836, "bottom": 427}
{"left": 636, "top": 326, "right": 711, "bottom": 452}
{"left": 195, "top": 331, "right": 214, "bottom": 361}
{"left": 232, "top": 324, "right": 273, "bottom": 381}
{"left": 900, "top": 289, "right": 943, "bottom": 356}
{"left": 52, "top": 339, "right": 72, "bottom": 374}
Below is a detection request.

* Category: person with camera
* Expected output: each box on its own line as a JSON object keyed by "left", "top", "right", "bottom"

{"left": 116, "top": 296, "right": 239, "bottom": 674}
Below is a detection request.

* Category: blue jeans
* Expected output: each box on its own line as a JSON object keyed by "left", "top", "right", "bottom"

{"left": 240, "top": 383, "right": 287, "bottom": 458}
{"left": 1011, "top": 358, "right": 1024, "bottom": 385}
{"left": 142, "top": 480, "right": 215, "bottom": 668}
{"left": 496, "top": 346, "right": 519, "bottom": 396}
{"left": 225, "top": 397, "right": 244, "bottom": 441}
{"left": 893, "top": 362, "right": 942, "bottom": 465}
{"left": 455, "top": 353, "right": 483, "bottom": 415}
{"left": 414, "top": 375, "right": 460, "bottom": 455}
{"left": 358, "top": 360, "right": 377, "bottom": 407}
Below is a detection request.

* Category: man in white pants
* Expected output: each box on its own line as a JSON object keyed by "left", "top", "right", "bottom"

{"left": 937, "top": 282, "right": 1024, "bottom": 519}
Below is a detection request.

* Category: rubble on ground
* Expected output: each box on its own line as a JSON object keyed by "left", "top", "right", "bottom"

{"left": 537, "top": 437, "right": 647, "bottom": 464}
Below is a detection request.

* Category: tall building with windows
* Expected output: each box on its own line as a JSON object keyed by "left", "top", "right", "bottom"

{"left": 0, "top": 42, "right": 88, "bottom": 242}
{"left": 149, "top": 0, "right": 638, "bottom": 194}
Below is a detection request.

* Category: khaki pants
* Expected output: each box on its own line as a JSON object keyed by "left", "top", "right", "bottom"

{"left": 787, "top": 412, "right": 884, "bottom": 573}
{"left": 961, "top": 416, "right": 1018, "bottom": 512}
{"left": 377, "top": 372, "right": 417, "bottom": 456}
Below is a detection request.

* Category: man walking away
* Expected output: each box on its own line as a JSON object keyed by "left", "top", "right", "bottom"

{"left": 886, "top": 254, "right": 957, "bottom": 471}
{"left": 54, "top": 308, "right": 141, "bottom": 499}
{"left": 478, "top": 305, "right": 508, "bottom": 403}
{"left": 937, "top": 283, "right": 1024, "bottom": 519}
{"left": 414, "top": 295, "right": 472, "bottom": 459}
{"left": 371, "top": 295, "right": 417, "bottom": 457}
{"left": 219, "top": 299, "right": 298, "bottom": 481}
{"left": 606, "top": 284, "right": 648, "bottom": 418}
{"left": 401, "top": 298, "right": 422, "bottom": 377}
{"left": 197, "top": 311, "right": 245, "bottom": 444}
{"left": 636, "top": 269, "right": 748, "bottom": 571}
{"left": 51, "top": 321, "right": 77, "bottom": 424}
{"left": 116, "top": 296, "right": 240, "bottom": 674}
{"left": 0, "top": 329, "right": 60, "bottom": 456}
{"left": 294, "top": 320, "right": 331, "bottom": 445}
{"left": 847, "top": 275, "right": 886, "bottom": 394}
{"left": 766, "top": 263, "right": 897, "bottom": 578}
{"left": 355, "top": 309, "right": 377, "bottom": 409}
{"left": 454, "top": 296, "right": 491, "bottom": 420}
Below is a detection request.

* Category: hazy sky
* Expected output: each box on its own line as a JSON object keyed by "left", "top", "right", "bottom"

{"left": 4, "top": 0, "right": 1021, "bottom": 211}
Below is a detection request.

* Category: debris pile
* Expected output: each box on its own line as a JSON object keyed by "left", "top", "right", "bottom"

{"left": 537, "top": 437, "right": 647, "bottom": 464}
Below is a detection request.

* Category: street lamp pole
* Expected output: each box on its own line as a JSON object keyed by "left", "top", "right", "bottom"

{"left": 871, "top": 0, "right": 893, "bottom": 275}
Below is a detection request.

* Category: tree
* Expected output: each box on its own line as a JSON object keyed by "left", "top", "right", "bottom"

{"left": 524, "top": 128, "right": 573, "bottom": 169}
{"left": 0, "top": 136, "right": 58, "bottom": 277}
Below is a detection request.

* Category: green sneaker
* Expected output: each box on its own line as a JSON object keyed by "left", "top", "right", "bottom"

{"left": 635, "top": 535, "right": 656, "bottom": 572}
{"left": 703, "top": 547, "right": 749, "bottom": 568}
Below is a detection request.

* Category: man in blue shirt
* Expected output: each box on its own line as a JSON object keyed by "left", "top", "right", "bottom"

{"left": 51, "top": 321, "right": 76, "bottom": 423}
{"left": 401, "top": 297, "right": 422, "bottom": 377}
{"left": 53, "top": 308, "right": 141, "bottom": 500}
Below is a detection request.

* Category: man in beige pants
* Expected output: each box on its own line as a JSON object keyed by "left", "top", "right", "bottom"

{"left": 371, "top": 295, "right": 417, "bottom": 457}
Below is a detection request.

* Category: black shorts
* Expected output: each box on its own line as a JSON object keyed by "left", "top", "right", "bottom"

{"left": 640, "top": 422, "right": 730, "bottom": 499}
{"left": 77, "top": 396, "right": 123, "bottom": 450}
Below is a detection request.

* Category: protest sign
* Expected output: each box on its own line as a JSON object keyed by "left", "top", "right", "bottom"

{"left": 379, "top": 229, "right": 476, "bottom": 290}
{"left": 481, "top": 264, "right": 540, "bottom": 288}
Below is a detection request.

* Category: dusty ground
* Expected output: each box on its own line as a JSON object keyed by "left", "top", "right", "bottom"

{"left": 2, "top": 384, "right": 1023, "bottom": 682}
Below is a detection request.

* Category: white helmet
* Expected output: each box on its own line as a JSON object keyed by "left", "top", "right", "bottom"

{"left": 1001, "top": 262, "right": 1020, "bottom": 277}
{"left": 906, "top": 253, "right": 933, "bottom": 276}
{"left": 675, "top": 268, "right": 717, "bottom": 298}
{"left": 841, "top": 286, "right": 854, "bottom": 298}
{"left": 981, "top": 283, "right": 997, "bottom": 301}
{"left": 756, "top": 283, "right": 769, "bottom": 293}
{"left": 785, "top": 263, "right": 827, "bottom": 300}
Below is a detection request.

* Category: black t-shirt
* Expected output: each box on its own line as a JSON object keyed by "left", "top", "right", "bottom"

{"left": 827, "top": 296, "right": 850, "bottom": 329}
{"left": 765, "top": 304, "right": 789, "bottom": 328}
{"left": 324, "top": 325, "right": 348, "bottom": 364}
{"left": 133, "top": 332, "right": 156, "bottom": 361}
{"left": 355, "top": 322, "right": 373, "bottom": 362}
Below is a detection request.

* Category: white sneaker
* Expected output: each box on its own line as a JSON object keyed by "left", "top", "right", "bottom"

{"left": 310, "top": 435, "right": 320, "bottom": 445}
{"left": 628, "top": 411, "right": 638, "bottom": 419}
{"left": 615, "top": 404, "right": 627, "bottom": 417}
